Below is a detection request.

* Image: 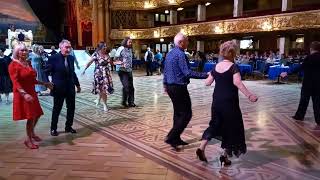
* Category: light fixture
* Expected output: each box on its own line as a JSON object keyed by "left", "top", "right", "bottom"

{"left": 154, "top": 30, "right": 160, "bottom": 38}
{"left": 261, "top": 21, "right": 272, "bottom": 31}
{"left": 296, "top": 37, "right": 304, "bottom": 43}
{"left": 177, "top": 7, "right": 184, "bottom": 11}
{"left": 130, "top": 33, "right": 136, "bottom": 39}
{"left": 180, "top": 28, "right": 186, "bottom": 35}
{"left": 168, "top": 0, "right": 177, "bottom": 5}
{"left": 165, "top": 10, "right": 169, "bottom": 14}
{"left": 205, "top": 2, "right": 211, "bottom": 6}
{"left": 160, "top": 38, "right": 164, "bottom": 42}
{"left": 214, "top": 26, "right": 223, "bottom": 34}
{"left": 144, "top": 1, "right": 156, "bottom": 9}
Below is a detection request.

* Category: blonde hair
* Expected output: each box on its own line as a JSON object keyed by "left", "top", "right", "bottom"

{"left": 219, "top": 40, "right": 238, "bottom": 62}
{"left": 12, "top": 43, "right": 28, "bottom": 60}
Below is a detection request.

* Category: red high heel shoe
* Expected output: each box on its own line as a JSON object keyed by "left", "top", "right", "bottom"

{"left": 24, "top": 140, "right": 39, "bottom": 149}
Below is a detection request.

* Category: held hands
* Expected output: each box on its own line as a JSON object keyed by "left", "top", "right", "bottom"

{"left": 248, "top": 94, "right": 258, "bottom": 102}
{"left": 280, "top": 72, "right": 288, "bottom": 78}
{"left": 44, "top": 82, "right": 54, "bottom": 90}
{"left": 23, "top": 94, "right": 34, "bottom": 102}
{"left": 113, "top": 60, "right": 123, "bottom": 65}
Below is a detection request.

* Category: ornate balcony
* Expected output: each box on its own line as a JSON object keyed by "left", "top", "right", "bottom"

{"left": 110, "top": 0, "right": 192, "bottom": 10}
{"left": 110, "top": 9, "right": 320, "bottom": 40}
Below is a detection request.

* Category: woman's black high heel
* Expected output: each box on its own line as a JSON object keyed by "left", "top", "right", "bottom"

{"left": 219, "top": 155, "right": 231, "bottom": 166}
{"left": 196, "top": 148, "right": 208, "bottom": 163}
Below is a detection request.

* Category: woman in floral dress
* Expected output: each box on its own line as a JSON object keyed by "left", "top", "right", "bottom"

{"left": 82, "top": 42, "right": 114, "bottom": 111}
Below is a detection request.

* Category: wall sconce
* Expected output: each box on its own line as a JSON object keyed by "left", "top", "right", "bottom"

{"left": 160, "top": 38, "right": 165, "bottom": 42}
{"left": 177, "top": 7, "right": 184, "bottom": 11}
{"left": 154, "top": 30, "right": 160, "bottom": 38}
{"left": 165, "top": 10, "right": 169, "bottom": 14}
{"left": 214, "top": 26, "right": 223, "bottom": 34}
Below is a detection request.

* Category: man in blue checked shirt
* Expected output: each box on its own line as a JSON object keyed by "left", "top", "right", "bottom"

{"left": 163, "top": 32, "right": 208, "bottom": 150}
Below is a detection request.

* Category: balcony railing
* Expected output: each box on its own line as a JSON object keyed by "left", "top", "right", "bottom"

{"left": 110, "top": 9, "right": 320, "bottom": 40}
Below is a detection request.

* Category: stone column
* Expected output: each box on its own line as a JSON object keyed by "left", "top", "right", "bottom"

{"left": 98, "top": 0, "right": 105, "bottom": 42}
{"left": 76, "top": 0, "right": 82, "bottom": 46}
{"left": 279, "top": 0, "right": 292, "bottom": 56}
{"left": 105, "top": 0, "right": 110, "bottom": 44}
{"left": 278, "top": 37, "right": 290, "bottom": 56}
{"left": 197, "top": 4, "right": 206, "bottom": 21}
{"left": 92, "top": 0, "right": 99, "bottom": 45}
{"left": 170, "top": 10, "right": 177, "bottom": 25}
{"left": 282, "top": 0, "right": 292, "bottom": 11}
{"left": 197, "top": 41, "right": 204, "bottom": 52}
{"left": 233, "top": 0, "right": 243, "bottom": 17}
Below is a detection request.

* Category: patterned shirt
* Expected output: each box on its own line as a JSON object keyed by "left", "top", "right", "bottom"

{"left": 163, "top": 47, "right": 208, "bottom": 86}
{"left": 117, "top": 47, "right": 133, "bottom": 72}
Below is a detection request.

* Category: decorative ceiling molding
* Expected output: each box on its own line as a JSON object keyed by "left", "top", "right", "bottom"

{"left": 110, "top": 0, "right": 190, "bottom": 10}
{"left": 110, "top": 10, "right": 320, "bottom": 40}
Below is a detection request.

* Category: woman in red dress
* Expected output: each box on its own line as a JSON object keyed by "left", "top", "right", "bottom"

{"left": 8, "top": 43, "right": 53, "bottom": 149}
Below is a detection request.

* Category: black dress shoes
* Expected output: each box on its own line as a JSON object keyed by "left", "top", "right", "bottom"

{"left": 165, "top": 139, "right": 181, "bottom": 151}
{"left": 65, "top": 127, "right": 77, "bottom": 134}
{"left": 51, "top": 129, "right": 59, "bottom": 136}
{"left": 292, "top": 116, "right": 303, "bottom": 121}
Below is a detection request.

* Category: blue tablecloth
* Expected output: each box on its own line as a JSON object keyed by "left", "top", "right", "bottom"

{"left": 132, "top": 60, "right": 144, "bottom": 66}
{"left": 237, "top": 64, "right": 253, "bottom": 74}
{"left": 203, "top": 63, "right": 216, "bottom": 72}
{"left": 268, "top": 65, "right": 290, "bottom": 80}
{"left": 289, "top": 63, "right": 303, "bottom": 77}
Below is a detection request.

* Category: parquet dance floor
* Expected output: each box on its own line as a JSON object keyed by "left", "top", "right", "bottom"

{"left": 0, "top": 68, "right": 319, "bottom": 180}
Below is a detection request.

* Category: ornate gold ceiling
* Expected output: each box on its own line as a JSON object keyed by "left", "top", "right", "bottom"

{"left": 110, "top": 0, "right": 191, "bottom": 10}
{"left": 110, "top": 10, "right": 320, "bottom": 40}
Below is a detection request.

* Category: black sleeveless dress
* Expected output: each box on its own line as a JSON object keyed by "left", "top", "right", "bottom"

{"left": 201, "top": 63, "right": 246, "bottom": 157}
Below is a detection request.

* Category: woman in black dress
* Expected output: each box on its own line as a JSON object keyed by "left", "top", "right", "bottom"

{"left": 196, "top": 41, "right": 258, "bottom": 166}
{"left": 0, "top": 48, "right": 13, "bottom": 103}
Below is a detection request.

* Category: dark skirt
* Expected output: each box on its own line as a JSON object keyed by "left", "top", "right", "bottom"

{"left": 0, "top": 75, "right": 12, "bottom": 94}
{"left": 202, "top": 100, "right": 247, "bottom": 157}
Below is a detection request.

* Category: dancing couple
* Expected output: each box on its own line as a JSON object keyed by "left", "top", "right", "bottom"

{"left": 164, "top": 33, "right": 258, "bottom": 166}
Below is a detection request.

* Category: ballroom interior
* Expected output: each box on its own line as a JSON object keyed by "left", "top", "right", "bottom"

{"left": 0, "top": 0, "right": 320, "bottom": 179}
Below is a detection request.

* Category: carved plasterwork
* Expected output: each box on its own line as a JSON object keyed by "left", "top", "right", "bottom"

{"left": 110, "top": 0, "right": 190, "bottom": 10}
{"left": 79, "top": 0, "right": 93, "bottom": 22}
{"left": 110, "top": 10, "right": 320, "bottom": 40}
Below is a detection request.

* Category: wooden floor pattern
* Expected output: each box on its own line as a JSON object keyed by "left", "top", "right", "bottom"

{"left": 1, "top": 68, "right": 320, "bottom": 180}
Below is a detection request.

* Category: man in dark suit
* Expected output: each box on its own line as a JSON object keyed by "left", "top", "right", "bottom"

{"left": 46, "top": 39, "right": 81, "bottom": 136}
{"left": 281, "top": 41, "right": 320, "bottom": 129}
